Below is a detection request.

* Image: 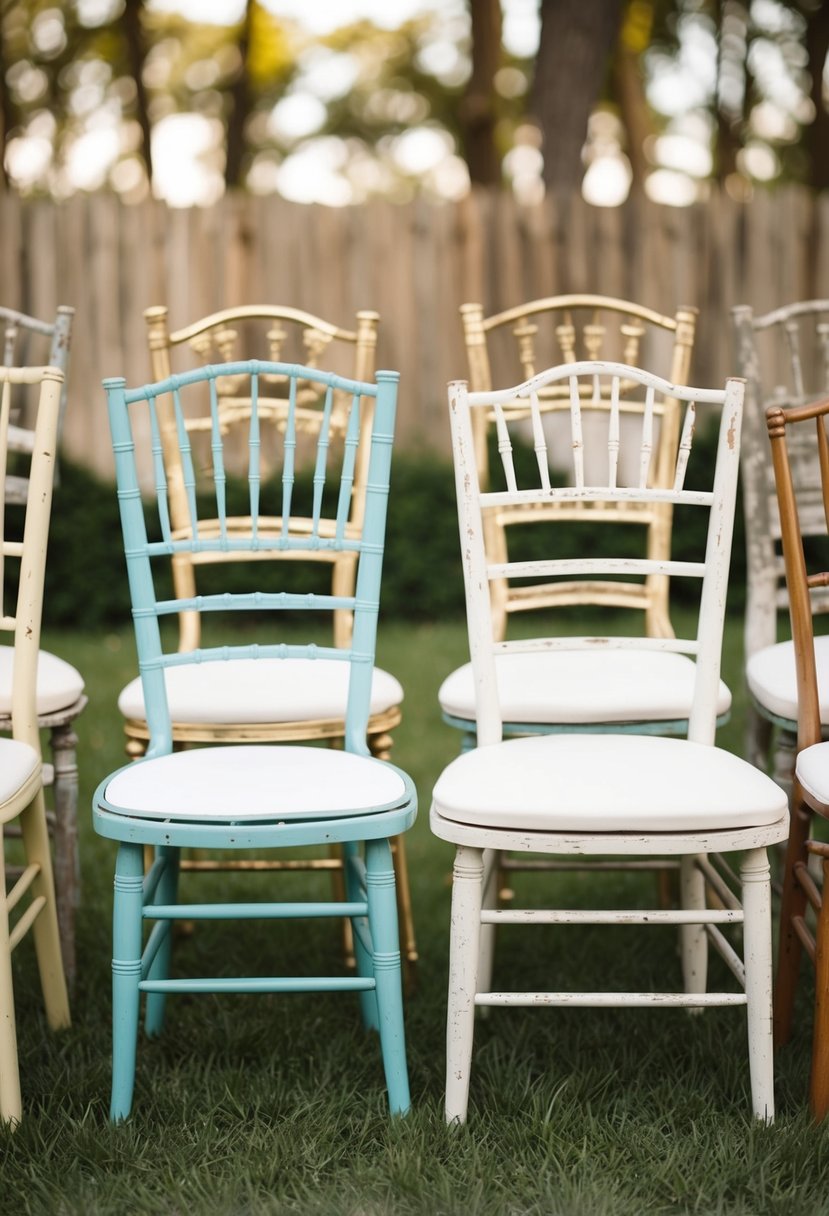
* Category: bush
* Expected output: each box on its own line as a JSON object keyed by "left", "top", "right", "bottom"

{"left": 33, "top": 418, "right": 745, "bottom": 632}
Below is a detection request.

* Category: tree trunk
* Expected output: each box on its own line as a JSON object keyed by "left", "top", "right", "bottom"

{"left": 533, "top": 0, "right": 624, "bottom": 193}
{"left": 459, "top": 0, "right": 503, "bottom": 186}
{"left": 225, "top": 0, "right": 254, "bottom": 188}
{"left": 805, "top": 1, "right": 829, "bottom": 192}
{"left": 122, "top": 0, "right": 154, "bottom": 186}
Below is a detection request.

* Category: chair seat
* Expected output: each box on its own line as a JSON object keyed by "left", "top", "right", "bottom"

{"left": 796, "top": 741, "right": 829, "bottom": 806}
{"left": 746, "top": 635, "right": 829, "bottom": 725}
{"left": 0, "top": 737, "right": 40, "bottom": 804}
{"left": 432, "top": 733, "right": 787, "bottom": 833}
{"left": 0, "top": 645, "right": 84, "bottom": 717}
{"left": 117, "top": 659, "right": 403, "bottom": 725}
{"left": 104, "top": 744, "right": 409, "bottom": 822}
{"left": 438, "top": 649, "right": 731, "bottom": 725}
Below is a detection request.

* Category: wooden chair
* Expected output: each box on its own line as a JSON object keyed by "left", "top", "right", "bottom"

{"left": 95, "top": 359, "right": 416, "bottom": 1121}
{"left": 766, "top": 390, "right": 829, "bottom": 1119}
{"left": 0, "top": 365, "right": 70, "bottom": 1125}
{"left": 431, "top": 359, "right": 789, "bottom": 1124}
{"left": 115, "top": 305, "right": 417, "bottom": 984}
{"left": 441, "top": 297, "right": 709, "bottom": 745}
{"left": 734, "top": 300, "right": 829, "bottom": 790}
{"left": 0, "top": 306, "right": 85, "bottom": 989}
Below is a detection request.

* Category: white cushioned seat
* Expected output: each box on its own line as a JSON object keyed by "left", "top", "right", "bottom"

{"left": 746, "top": 635, "right": 829, "bottom": 725}
{"left": 0, "top": 644, "right": 84, "bottom": 717}
{"left": 105, "top": 744, "right": 408, "bottom": 821}
{"left": 796, "top": 741, "right": 829, "bottom": 807}
{"left": 0, "top": 737, "right": 40, "bottom": 803}
{"left": 438, "top": 650, "right": 731, "bottom": 725}
{"left": 117, "top": 658, "right": 404, "bottom": 724}
{"left": 432, "top": 733, "right": 787, "bottom": 832}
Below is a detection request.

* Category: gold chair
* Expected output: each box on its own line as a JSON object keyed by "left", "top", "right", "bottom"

{"left": 459, "top": 295, "right": 698, "bottom": 642}
{"left": 0, "top": 366, "right": 70, "bottom": 1125}
{"left": 116, "top": 305, "right": 417, "bottom": 984}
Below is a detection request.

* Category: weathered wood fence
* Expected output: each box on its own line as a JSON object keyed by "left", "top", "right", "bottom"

{"left": 3, "top": 185, "right": 829, "bottom": 479}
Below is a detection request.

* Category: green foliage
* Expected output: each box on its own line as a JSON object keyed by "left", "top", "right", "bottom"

{"left": 37, "top": 417, "right": 747, "bottom": 632}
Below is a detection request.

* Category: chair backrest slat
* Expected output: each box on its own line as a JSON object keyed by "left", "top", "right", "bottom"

{"left": 105, "top": 361, "right": 398, "bottom": 759}
{"left": 449, "top": 360, "right": 742, "bottom": 751}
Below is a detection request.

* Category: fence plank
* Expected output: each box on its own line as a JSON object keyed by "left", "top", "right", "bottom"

{"left": 6, "top": 186, "right": 828, "bottom": 480}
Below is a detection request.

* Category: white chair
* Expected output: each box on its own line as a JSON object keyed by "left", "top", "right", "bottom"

{"left": 431, "top": 360, "right": 789, "bottom": 1123}
{"left": 0, "top": 366, "right": 70, "bottom": 1125}
{"left": 734, "top": 300, "right": 829, "bottom": 789}
{"left": 0, "top": 305, "right": 85, "bottom": 989}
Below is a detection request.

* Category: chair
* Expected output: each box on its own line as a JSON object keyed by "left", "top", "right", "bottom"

{"left": 734, "top": 300, "right": 829, "bottom": 789}
{"left": 431, "top": 359, "right": 789, "bottom": 1123}
{"left": 441, "top": 298, "right": 716, "bottom": 748}
{"left": 94, "top": 359, "right": 416, "bottom": 1120}
{"left": 0, "top": 306, "right": 85, "bottom": 990}
{"left": 116, "top": 305, "right": 416, "bottom": 983}
{"left": 0, "top": 365, "right": 71, "bottom": 1125}
{"left": 766, "top": 391, "right": 829, "bottom": 1119}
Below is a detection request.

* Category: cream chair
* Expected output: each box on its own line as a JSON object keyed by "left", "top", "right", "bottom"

{"left": 0, "top": 306, "right": 84, "bottom": 989}
{"left": 432, "top": 359, "right": 788, "bottom": 1123}
{"left": 0, "top": 365, "right": 70, "bottom": 1125}
{"left": 734, "top": 301, "right": 829, "bottom": 791}
{"left": 115, "top": 305, "right": 416, "bottom": 984}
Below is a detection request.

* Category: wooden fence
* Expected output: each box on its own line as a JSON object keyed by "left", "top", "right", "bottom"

{"left": 4, "top": 185, "right": 829, "bottom": 479}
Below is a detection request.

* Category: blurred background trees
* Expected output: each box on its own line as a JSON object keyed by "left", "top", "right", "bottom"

{"left": 0, "top": 0, "right": 827, "bottom": 207}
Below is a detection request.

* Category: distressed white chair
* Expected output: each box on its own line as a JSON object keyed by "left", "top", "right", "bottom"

{"left": 431, "top": 360, "right": 789, "bottom": 1124}
{"left": 0, "top": 305, "right": 84, "bottom": 989}
{"left": 95, "top": 359, "right": 416, "bottom": 1121}
{"left": 0, "top": 365, "right": 71, "bottom": 1125}
{"left": 766, "top": 391, "right": 829, "bottom": 1120}
{"left": 734, "top": 300, "right": 829, "bottom": 789}
{"left": 116, "top": 305, "right": 416, "bottom": 984}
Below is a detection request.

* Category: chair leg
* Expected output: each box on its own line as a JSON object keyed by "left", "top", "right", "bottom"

{"left": 110, "top": 842, "right": 145, "bottom": 1122}
{"left": 50, "top": 721, "right": 80, "bottom": 992}
{"left": 145, "top": 846, "right": 180, "bottom": 1039}
{"left": 0, "top": 833, "right": 21, "bottom": 1125}
{"left": 343, "top": 841, "right": 379, "bottom": 1032}
{"left": 745, "top": 703, "right": 773, "bottom": 774}
{"left": 445, "top": 844, "right": 484, "bottom": 1125}
{"left": 390, "top": 833, "right": 418, "bottom": 993}
{"left": 365, "top": 837, "right": 410, "bottom": 1115}
{"left": 741, "top": 847, "right": 774, "bottom": 1123}
{"left": 774, "top": 799, "right": 811, "bottom": 1048}
{"left": 679, "top": 854, "right": 708, "bottom": 1002}
{"left": 477, "top": 849, "right": 499, "bottom": 1001}
{"left": 19, "top": 789, "right": 70, "bottom": 1031}
{"left": 809, "top": 856, "right": 829, "bottom": 1121}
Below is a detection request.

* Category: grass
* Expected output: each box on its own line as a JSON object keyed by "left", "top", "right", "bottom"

{"left": 3, "top": 611, "right": 829, "bottom": 1215}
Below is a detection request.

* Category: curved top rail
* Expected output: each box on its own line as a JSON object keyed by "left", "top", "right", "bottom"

{"left": 751, "top": 299, "right": 829, "bottom": 330}
{"left": 105, "top": 360, "right": 396, "bottom": 404}
{"left": 458, "top": 360, "right": 738, "bottom": 408}
{"left": 0, "top": 306, "right": 74, "bottom": 337}
{"left": 470, "top": 295, "right": 693, "bottom": 334}
{"left": 162, "top": 305, "right": 368, "bottom": 347}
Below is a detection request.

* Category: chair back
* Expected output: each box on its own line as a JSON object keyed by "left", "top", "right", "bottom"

{"left": 143, "top": 305, "right": 380, "bottom": 651}
{"left": 104, "top": 360, "right": 399, "bottom": 758}
{"left": 0, "top": 306, "right": 73, "bottom": 505}
{"left": 734, "top": 300, "right": 829, "bottom": 660}
{"left": 461, "top": 296, "right": 697, "bottom": 640}
{"left": 448, "top": 361, "right": 743, "bottom": 749}
{"left": 0, "top": 367, "right": 63, "bottom": 748}
{"left": 766, "top": 394, "right": 829, "bottom": 754}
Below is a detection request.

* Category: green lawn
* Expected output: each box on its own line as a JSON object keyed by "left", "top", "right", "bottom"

{"left": 4, "top": 614, "right": 829, "bottom": 1216}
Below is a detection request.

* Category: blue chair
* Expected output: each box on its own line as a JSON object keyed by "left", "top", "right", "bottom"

{"left": 93, "top": 360, "right": 416, "bottom": 1120}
